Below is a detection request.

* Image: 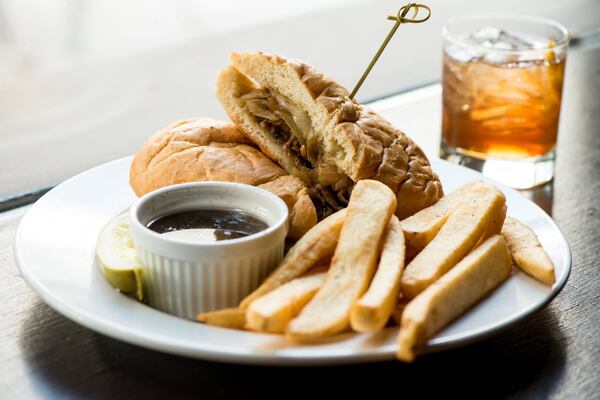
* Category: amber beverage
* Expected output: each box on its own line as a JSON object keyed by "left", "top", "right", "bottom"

{"left": 440, "top": 16, "right": 569, "bottom": 189}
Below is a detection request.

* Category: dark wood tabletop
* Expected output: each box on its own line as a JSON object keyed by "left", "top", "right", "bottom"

{"left": 2, "top": 43, "right": 599, "bottom": 400}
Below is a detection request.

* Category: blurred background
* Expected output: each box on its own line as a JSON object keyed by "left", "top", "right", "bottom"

{"left": 1, "top": 0, "right": 599, "bottom": 200}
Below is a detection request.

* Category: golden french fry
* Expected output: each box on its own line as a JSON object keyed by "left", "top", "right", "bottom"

{"left": 474, "top": 203, "right": 507, "bottom": 249}
{"left": 400, "top": 180, "right": 490, "bottom": 256}
{"left": 197, "top": 307, "right": 246, "bottom": 330}
{"left": 502, "top": 217, "right": 555, "bottom": 285}
{"left": 350, "top": 215, "right": 405, "bottom": 332}
{"left": 239, "top": 209, "right": 346, "bottom": 308}
{"left": 245, "top": 271, "right": 327, "bottom": 333}
{"left": 400, "top": 185, "right": 506, "bottom": 298}
{"left": 397, "top": 235, "right": 512, "bottom": 362}
{"left": 287, "top": 180, "right": 397, "bottom": 341}
{"left": 486, "top": 204, "right": 507, "bottom": 237}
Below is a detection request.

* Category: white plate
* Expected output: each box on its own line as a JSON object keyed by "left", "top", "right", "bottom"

{"left": 15, "top": 157, "right": 571, "bottom": 366}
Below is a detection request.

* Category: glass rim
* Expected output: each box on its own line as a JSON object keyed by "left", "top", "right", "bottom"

{"left": 443, "top": 14, "right": 570, "bottom": 54}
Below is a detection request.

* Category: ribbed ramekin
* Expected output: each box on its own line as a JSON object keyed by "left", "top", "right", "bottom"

{"left": 129, "top": 182, "right": 288, "bottom": 320}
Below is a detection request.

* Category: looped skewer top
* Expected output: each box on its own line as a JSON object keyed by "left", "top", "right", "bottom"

{"left": 350, "top": 3, "right": 431, "bottom": 99}
{"left": 387, "top": 3, "right": 431, "bottom": 24}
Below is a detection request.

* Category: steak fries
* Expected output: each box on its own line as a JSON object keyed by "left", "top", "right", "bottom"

{"left": 400, "top": 185, "right": 506, "bottom": 298}
{"left": 240, "top": 209, "right": 346, "bottom": 308}
{"left": 396, "top": 235, "right": 512, "bottom": 362}
{"left": 350, "top": 215, "right": 405, "bottom": 332}
{"left": 502, "top": 217, "right": 555, "bottom": 285}
{"left": 246, "top": 271, "right": 327, "bottom": 333}
{"left": 197, "top": 179, "right": 556, "bottom": 362}
{"left": 286, "top": 180, "right": 396, "bottom": 341}
{"left": 197, "top": 307, "right": 247, "bottom": 330}
{"left": 399, "top": 180, "right": 489, "bottom": 255}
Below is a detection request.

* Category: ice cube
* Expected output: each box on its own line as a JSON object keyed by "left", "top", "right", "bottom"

{"left": 453, "top": 27, "right": 550, "bottom": 65}
{"left": 472, "top": 27, "right": 503, "bottom": 43}
{"left": 468, "top": 27, "right": 537, "bottom": 50}
{"left": 445, "top": 42, "right": 480, "bottom": 63}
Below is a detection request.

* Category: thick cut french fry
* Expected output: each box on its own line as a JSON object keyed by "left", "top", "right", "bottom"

{"left": 485, "top": 204, "right": 507, "bottom": 237}
{"left": 400, "top": 185, "right": 506, "bottom": 298}
{"left": 350, "top": 215, "right": 405, "bottom": 332}
{"left": 400, "top": 180, "right": 490, "bottom": 255}
{"left": 245, "top": 272, "right": 327, "bottom": 333}
{"left": 474, "top": 203, "right": 507, "bottom": 249}
{"left": 197, "top": 307, "right": 246, "bottom": 330}
{"left": 396, "top": 235, "right": 512, "bottom": 362}
{"left": 502, "top": 217, "right": 555, "bottom": 285}
{"left": 239, "top": 209, "right": 346, "bottom": 308}
{"left": 287, "top": 180, "right": 397, "bottom": 341}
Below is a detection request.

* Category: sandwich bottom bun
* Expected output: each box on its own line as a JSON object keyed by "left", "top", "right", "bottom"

{"left": 129, "top": 118, "right": 317, "bottom": 239}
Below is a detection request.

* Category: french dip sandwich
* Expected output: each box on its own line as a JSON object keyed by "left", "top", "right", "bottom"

{"left": 216, "top": 52, "right": 443, "bottom": 219}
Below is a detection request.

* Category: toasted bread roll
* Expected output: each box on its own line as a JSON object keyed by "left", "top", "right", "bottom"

{"left": 129, "top": 117, "right": 317, "bottom": 239}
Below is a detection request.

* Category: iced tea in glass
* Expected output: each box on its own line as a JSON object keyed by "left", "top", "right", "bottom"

{"left": 441, "top": 16, "right": 569, "bottom": 189}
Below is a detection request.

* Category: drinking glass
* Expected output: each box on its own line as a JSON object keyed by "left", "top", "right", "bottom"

{"left": 441, "top": 15, "right": 569, "bottom": 189}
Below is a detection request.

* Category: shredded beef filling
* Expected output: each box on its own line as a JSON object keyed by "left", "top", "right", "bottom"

{"left": 308, "top": 185, "right": 352, "bottom": 219}
{"left": 240, "top": 88, "right": 352, "bottom": 218}
{"left": 241, "top": 89, "right": 312, "bottom": 169}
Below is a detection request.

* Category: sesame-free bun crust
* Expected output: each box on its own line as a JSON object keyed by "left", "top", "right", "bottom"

{"left": 130, "top": 118, "right": 317, "bottom": 239}
{"left": 216, "top": 52, "right": 443, "bottom": 219}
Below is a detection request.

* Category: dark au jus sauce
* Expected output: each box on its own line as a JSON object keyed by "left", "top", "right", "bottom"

{"left": 147, "top": 209, "right": 269, "bottom": 241}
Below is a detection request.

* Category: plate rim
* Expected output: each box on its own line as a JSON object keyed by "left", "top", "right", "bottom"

{"left": 14, "top": 156, "right": 572, "bottom": 366}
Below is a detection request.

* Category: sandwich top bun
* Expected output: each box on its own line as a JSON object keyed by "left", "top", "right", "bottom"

{"left": 216, "top": 52, "right": 443, "bottom": 219}
{"left": 129, "top": 118, "right": 317, "bottom": 239}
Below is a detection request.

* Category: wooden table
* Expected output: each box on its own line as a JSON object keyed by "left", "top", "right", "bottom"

{"left": 2, "top": 44, "right": 599, "bottom": 400}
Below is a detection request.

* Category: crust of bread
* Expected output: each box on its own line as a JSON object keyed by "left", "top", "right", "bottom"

{"left": 218, "top": 52, "right": 443, "bottom": 219}
{"left": 129, "top": 118, "right": 317, "bottom": 239}
{"left": 258, "top": 176, "right": 317, "bottom": 239}
{"left": 215, "top": 67, "right": 313, "bottom": 182}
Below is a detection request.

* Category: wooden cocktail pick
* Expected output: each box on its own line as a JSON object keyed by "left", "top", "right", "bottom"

{"left": 350, "top": 3, "right": 431, "bottom": 99}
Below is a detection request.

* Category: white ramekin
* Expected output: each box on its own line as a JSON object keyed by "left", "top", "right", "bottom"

{"left": 129, "top": 182, "right": 288, "bottom": 320}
